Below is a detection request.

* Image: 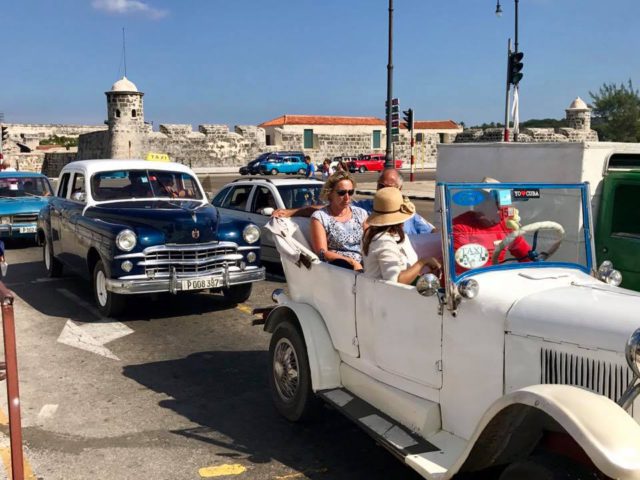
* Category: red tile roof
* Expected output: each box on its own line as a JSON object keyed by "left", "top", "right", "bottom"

{"left": 413, "top": 120, "right": 460, "bottom": 130}
{"left": 260, "top": 115, "right": 385, "bottom": 127}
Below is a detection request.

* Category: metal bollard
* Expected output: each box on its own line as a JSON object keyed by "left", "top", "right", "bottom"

{"left": 0, "top": 282, "right": 24, "bottom": 480}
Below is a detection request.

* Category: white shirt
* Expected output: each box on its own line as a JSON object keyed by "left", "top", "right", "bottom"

{"left": 363, "top": 232, "right": 418, "bottom": 283}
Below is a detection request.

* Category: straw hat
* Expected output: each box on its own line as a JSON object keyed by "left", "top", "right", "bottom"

{"left": 368, "top": 187, "right": 415, "bottom": 227}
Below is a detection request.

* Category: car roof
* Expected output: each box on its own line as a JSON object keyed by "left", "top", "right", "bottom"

{"left": 0, "top": 171, "right": 48, "bottom": 178}
{"left": 230, "top": 178, "right": 323, "bottom": 187}
{"left": 60, "top": 159, "right": 195, "bottom": 177}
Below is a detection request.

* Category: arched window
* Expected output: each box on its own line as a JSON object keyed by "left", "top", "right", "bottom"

{"left": 116, "top": 109, "right": 121, "bottom": 118}
{"left": 132, "top": 109, "right": 137, "bottom": 118}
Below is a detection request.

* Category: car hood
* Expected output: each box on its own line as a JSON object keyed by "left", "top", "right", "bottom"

{"left": 506, "top": 280, "right": 640, "bottom": 352}
{"left": 0, "top": 197, "right": 50, "bottom": 214}
{"left": 86, "top": 201, "right": 220, "bottom": 244}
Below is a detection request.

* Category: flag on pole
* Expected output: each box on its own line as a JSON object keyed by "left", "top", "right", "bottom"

{"left": 511, "top": 86, "right": 520, "bottom": 135}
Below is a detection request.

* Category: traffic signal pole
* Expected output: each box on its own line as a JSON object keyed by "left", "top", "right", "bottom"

{"left": 409, "top": 132, "right": 415, "bottom": 182}
{"left": 503, "top": 39, "right": 512, "bottom": 142}
{"left": 385, "top": 0, "right": 394, "bottom": 168}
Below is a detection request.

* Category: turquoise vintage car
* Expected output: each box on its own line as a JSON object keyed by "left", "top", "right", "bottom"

{"left": 0, "top": 171, "right": 53, "bottom": 241}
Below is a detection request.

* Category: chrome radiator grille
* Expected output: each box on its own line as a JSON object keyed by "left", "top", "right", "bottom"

{"left": 11, "top": 214, "right": 38, "bottom": 223}
{"left": 141, "top": 243, "right": 241, "bottom": 277}
{"left": 541, "top": 348, "right": 633, "bottom": 403}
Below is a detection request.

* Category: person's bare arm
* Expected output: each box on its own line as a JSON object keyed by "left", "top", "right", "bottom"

{"left": 272, "top": 204, "right": 323, "bottom": 218}
{"left": 397, "top": 257, "right": 441, "bottom": 285}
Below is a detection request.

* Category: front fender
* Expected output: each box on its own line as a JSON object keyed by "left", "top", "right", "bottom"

{"left": 265, "top": 302, "right": 340, "bottom": 392}
{"left": 431, "top": 384, "right": 640, "bottom": 479}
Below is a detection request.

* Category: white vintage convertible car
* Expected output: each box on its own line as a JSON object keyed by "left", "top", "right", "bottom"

{"left": 261, "top": 181, "right": 640, "bottom": 479}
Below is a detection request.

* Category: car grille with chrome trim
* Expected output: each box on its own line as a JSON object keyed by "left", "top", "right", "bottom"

{"left": 140, "top": 242, "right": 241, "bottom": 277}
{"left": 10, "top": 214, "right": 38, "bottom": 224}
{"left": 540, "top": 347, "right": 633, "bottom": 403}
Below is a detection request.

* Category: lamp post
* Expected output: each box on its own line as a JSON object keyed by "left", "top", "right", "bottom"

{"left": 385, "top": 0, "right": 394, "bottom": 168}
{"left": 496, "top": 0, "right": 520, "bottom": 141}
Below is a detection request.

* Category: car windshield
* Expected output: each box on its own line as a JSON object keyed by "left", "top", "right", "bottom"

{"left": 444, "top": 183, "right": 592, "bottom": 281}
{"left": 0, "top": 176, "right": 52, "bottom": 198}
{"left": 276, "top": 185, "right": 323, "bottom": 209}
{"left": 91, "top": 169, "right": 203, "bottom": 201}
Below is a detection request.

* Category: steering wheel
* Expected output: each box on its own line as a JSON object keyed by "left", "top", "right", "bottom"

{"left": 492, "top": 221, "right": 565, "bottom": 265}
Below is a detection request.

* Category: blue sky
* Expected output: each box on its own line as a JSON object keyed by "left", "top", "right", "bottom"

{"left": 3, "top": 0, "right": 639, "bottom": 128}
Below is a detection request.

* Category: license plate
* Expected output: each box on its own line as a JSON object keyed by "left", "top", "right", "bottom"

{"left": 181, "top": 276, "right": 221, "bottom": 291}
{"left": 18, "top": 226, "right": 36, "bottom": 234}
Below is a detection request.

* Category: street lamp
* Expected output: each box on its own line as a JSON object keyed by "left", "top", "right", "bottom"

{"left": 496, "top": 0, "right": 521, "bottom": 141}
{"left": 495, "top": 0, "right": 503, "bottom": 17}
{"left": 385, "top": 0, "right": 394, "bottom": 168}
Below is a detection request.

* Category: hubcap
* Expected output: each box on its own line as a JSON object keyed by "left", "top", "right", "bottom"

{"left": 273, "top": 338, "right": 299, "bottom": 402}
{"left": 95, "top": 269, "right": 108, "bottom": 307}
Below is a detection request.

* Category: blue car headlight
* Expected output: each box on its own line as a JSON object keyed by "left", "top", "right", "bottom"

{"left": 243, "top": 224, "right": 260, "bottom": 244}
{"left": 116, "top": 229, "right": 137, "bottom": 252}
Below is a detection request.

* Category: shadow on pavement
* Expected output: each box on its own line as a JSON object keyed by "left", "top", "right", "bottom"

{"left": 123, "top": 350, "right": 422, "bottom": 480}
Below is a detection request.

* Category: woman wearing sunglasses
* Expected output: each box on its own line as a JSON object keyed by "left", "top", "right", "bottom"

{"left": 362, "top": 187, "right": 441, "bottom": 284}
{"left": 310, "top": 171, "right": 368, "bottom": 271}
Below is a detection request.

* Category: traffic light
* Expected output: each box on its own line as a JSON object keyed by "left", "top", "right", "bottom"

{"left": 508, "top": 51, "right": 524, "bottom": 85}
{"left": 1, "top": 127, "right": 8, "bottom": 143}
{"left": 402, "top": 108, "right": 414, "bottom": 131}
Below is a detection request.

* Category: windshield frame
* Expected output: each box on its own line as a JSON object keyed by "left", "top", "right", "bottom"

{"left": 441, "top": 182, "right": 595, "bottom": 284}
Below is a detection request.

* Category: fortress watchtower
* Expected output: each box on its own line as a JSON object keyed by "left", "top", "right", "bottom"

{"left": 105, "top": 76, "right": 145, "bottom": 158}
{"left": 565, "top": 97, "right": 592, "bottom": 132}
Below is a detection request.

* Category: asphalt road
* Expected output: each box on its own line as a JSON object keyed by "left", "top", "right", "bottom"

{"left": 0, "top": 237, "right": 428, "bottom": 479}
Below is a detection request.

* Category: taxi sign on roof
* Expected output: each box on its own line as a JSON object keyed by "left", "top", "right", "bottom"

{"left": 145, "top": 152, "right": 170, "bottom": 162}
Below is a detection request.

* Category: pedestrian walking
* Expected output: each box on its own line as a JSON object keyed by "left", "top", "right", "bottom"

{"left": 304, "top": 156, "right": 316, "bottom": 178}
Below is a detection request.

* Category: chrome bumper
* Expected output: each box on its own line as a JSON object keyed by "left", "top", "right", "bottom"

{"left": 105, "top": 266, "right": 266, "bottom": 295}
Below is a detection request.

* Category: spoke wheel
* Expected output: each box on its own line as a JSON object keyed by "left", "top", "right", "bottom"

{"left": 268, "top": 321, "right": 321, "bottom": 422}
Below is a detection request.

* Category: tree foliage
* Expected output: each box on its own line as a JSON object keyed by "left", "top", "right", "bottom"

{"left": 589, "top": 80, "right": 640, "bottom": 142}
{"left": 39, "top": 135, "right": 78, "bottom": 148}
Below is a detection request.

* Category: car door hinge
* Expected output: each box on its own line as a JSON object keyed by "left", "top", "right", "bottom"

{"left": 352, "top": 337, "right": 359, "bottom": 347}
{"left": 436, "top": 360, "right": 443, "bottom": 372}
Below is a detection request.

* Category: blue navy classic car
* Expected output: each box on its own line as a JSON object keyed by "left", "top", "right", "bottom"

{"left": 0, "top": 171, "right": 53, "bottom": 241}
{"left": 37, "top": 160, "right": 265, "bottom": 317}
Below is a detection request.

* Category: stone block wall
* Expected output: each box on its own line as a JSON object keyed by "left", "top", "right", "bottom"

{"left": 41, "top": 152, "right": 77, "bottom": 177}
{"left": 77, "top": 130, "right": 109, "bottom": 160}
{"left": 453, "top": 126, "right": 598, "bottom": 144}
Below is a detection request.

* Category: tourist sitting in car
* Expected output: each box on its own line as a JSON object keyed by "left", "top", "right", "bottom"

{"left": 362, "top": 187, "right": 441, "bottom": 284}
{"left": 272, "top": 168, "right": 434, "bottom": 234}
{"left": 310, "top": 171, "right": 368, "bottom": 271}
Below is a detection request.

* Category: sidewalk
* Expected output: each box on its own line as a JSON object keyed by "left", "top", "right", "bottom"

{"left": 357, "top": 180, "right": 435, "bottom": 200}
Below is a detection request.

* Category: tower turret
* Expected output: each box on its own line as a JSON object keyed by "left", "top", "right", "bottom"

{"left": 105, "top": 76, "right": 145, "bottom": 158}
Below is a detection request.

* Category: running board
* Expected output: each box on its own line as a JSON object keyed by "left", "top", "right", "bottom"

{"left": 318, "top": 387, "right": 439, "bottom": 461}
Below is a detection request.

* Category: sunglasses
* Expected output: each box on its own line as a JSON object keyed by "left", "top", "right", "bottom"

{"left": 336, "top": 189, "right": 355, "bottom": 197}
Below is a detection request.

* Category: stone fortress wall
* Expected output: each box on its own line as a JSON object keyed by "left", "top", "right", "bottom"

{"left": 0, "top": 75, "right": 597, "bottom": 175}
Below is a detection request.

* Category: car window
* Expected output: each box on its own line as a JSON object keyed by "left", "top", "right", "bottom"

{"left": 58, "top": 173, "right": 71, "bottom": 198}
{"left": 71, "top": 173, "right": 86, "bottom": 203}
{"left": 221, "top": 186, "right": 252, "bottom": 210}
{"left": 91, "top": 170, "right": 203, "bottom": 201}
{"left": 251, "top": 186, "right": 277, "bottom": 213}
{"left": 212, "top": 186, "right": 232, "bottom": 206}
{"left": 277, "top": 185, "right": 323, "bottom": 209}
{"left": 611, "top": 184, "right": 640, "bottom": 238}
{"left": 0, "top": 176, "right": 52, "bottom": 198}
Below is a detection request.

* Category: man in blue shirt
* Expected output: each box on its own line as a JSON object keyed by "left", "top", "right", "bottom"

{"left": 273, "top": 168, "right": 435, "bottom": 234}
{"left": 304, "top": 156, "right": 316, "bottom": 178}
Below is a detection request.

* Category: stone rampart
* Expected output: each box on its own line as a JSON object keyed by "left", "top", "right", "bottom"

{"left": 77, "top": 130, "right": 109, "bottom": 160}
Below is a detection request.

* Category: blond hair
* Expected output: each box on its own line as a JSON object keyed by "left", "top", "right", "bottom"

{"left": 320, "top": 170, "right": 357, "bottom": 201}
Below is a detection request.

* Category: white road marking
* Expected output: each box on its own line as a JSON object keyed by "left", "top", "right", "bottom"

{"left": 56, "top": 288, "right": 134, "bottom": 360}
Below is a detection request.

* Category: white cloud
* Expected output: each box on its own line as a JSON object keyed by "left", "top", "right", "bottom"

{"left": 92, "top": 0, "right": 168, "bottom": 19}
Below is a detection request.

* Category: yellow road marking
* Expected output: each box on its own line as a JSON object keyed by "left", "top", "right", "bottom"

{"left": 199, "top": 463, "right": 247, "bottom": 477}
{"left": 236, "top": 304, "right": 253, "bottom": 315}
{"left": 0, "top": 447, "right": 36, "bottom": 480}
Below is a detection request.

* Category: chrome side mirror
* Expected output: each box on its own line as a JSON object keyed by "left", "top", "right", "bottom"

{"left": 260, "top": 207, "right": 274, "bottom": 216}
{"left": 598, "top": 260, "right": 622, "bottom": 286}
{"left": 416, "top": 274, "right": 440, "bottom": 297}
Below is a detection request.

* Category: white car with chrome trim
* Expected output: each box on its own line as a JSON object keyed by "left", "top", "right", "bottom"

{"left": 260, "top": 181, "right": 640, "bottom": 479}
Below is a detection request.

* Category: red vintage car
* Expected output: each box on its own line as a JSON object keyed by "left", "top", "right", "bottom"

{"left": 348, "top": 154, "right": 403, "bottom": 173}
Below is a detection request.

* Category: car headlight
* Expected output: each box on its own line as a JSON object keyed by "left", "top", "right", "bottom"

{"left": 116, "top": 229, "right": 137, "bottom": 252}
{"left": 598, "top": 260, "right": 622, "bottom": 286}
{"left": 626, "top": 328, "right": 640, "bottom": 378}
{"left": 243, "top": 224, "right": 260, "bottom": 244}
